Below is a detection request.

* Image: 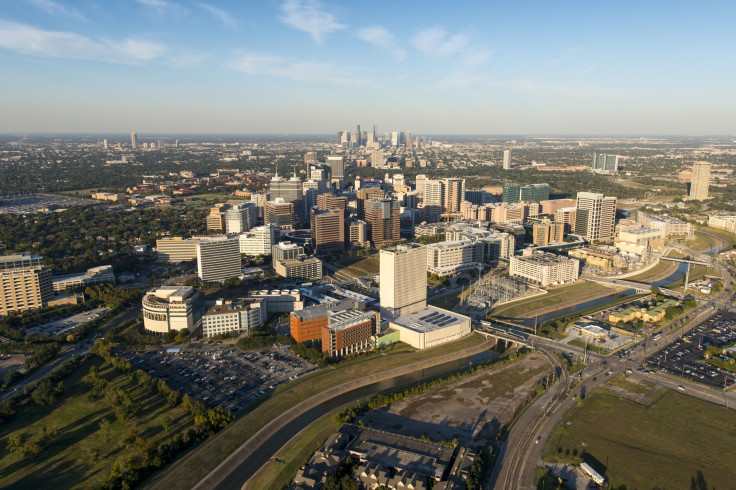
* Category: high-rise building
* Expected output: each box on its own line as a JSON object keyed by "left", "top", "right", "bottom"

{"left": 356, "top": 187, "right": 384, "bottom": 219}
{"left": 269, "top": 171, "right": 303, "bottom": 225}
{"left": 689, "top": 161, "right": 711, "bottom": 200}
{"left": 316, "top": 193, "right": 347, "bottom": 211}
{"left": 370, "top": 150, "right": 385, "bottom": 168}
{"left": 348, "top": 219, "right": 370, "bottom": 248}
{"left": 356, "top": 125, "right": 362, "bottom": 146}
{"left": 131, "top": 132, "right": 137, "bottom": 149}
{"left": 304, "top": 151, "right": 318, "bottom": 164}
{"left": 103, "top": 139, "right": 108, "bottom": 149}
{"left": 575, "top": 192, "right": 617, "bottom": 241}
{"left": 265, "top": 198, "right": 295, "bottom": 229}
{"left": 379, "top": 244, "right": 427, "bottom": 320}
{"left": 503, "top": 149, "right": 511, "bottom": 170}
{"left": 391, "top": 132, "right": 399, "bottom": 147}
{"left": 502, "top": 183, "right": 549, "bottom": 203}
{"left": 532, "top": 220, "right": 565, "bottom": 246}
{"left": 554, "top": 207, "right": 577, "bottom": 233}
{"left": 443, "top": 178, "right": 466, "bottom": 213}
{"left": 325, "top": 155, "right": 345, "bottom": 180}
{"left": 272, "top": 241, "right": 305, "bottom": 262}
{"left": 592, "top": 154, "right": 618, "bottom": 173}
{"left": 196, "top": 236, "right": 241, "bottom": 283}
{"left": 142, "top": 286, "right": 205, "bottom": 334}
{"left": 311, "top": 208, "right": 345, "bottom": 254}
{"left": 0, "top": 254, "right": 53, "bottom": 315}
{"left": 225, "top": 203, "right": 257, "bottom": 234}
{"left": 365, "top": 197, "right": 400, "bottom": 246}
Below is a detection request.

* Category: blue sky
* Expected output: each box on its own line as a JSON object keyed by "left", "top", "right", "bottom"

{"left": 1, "top": 0, "right": 734, "bottom": 134}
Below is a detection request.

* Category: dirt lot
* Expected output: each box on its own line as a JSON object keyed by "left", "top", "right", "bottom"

{"left": 358, "top": 352, "right": 552, "bottom": 448}
{"left": 0, "top": 355, "right": 26, "bottom": 378}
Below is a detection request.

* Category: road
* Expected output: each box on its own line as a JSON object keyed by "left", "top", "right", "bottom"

{"left": 491, "top": 238, "right": 736, "bottom": 488}
{"left": 0, "top": 304, "right": 141, "bottom": 402}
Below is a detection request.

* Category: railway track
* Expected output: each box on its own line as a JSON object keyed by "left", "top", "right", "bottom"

{"left": 498, "top": 349, "right": 570, "bottom": 489}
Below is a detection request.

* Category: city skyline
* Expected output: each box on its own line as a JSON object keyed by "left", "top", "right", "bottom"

{"left": 1, "top": 1, "right": 735, "bottom": 135}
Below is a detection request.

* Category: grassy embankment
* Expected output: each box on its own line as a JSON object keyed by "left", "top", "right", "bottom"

{"left": 545, "top": 388, "right": 736, "bottom": 489}
{"left": 143, "top": 333, "right": 488, "bottom": 490}
{"left": 491, "top": 282, "right": 610, "bottom": 320}
{"left": 334, "top": 255, "right": 380, "bottom": 277}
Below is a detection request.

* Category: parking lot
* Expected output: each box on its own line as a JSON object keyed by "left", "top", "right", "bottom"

{"left": 0, "top": 193, "right": 93, "bottom": 214}
{"left": 122, "top": 345, "right": 317, "bottom": 413}
{"left": 646, "top": 313, "right": 736, "bottom": 389}
{"left": 0, "top": 354, "right": 27, "bottom": 378}
{"left": 26, "top": 306, "right": 110, "bottom": 336}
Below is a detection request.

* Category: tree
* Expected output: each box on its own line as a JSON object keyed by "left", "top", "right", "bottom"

{"left": 99, "top": 418, "right": 111, "bottom": 443}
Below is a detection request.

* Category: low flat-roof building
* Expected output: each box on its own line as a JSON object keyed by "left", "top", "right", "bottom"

{"left": 142, "top": 286, "right": 205, "bottom": 334}
{"left": 426, "top": 240, "right": 484, "bottom": 277}
{"left": 274, "top": 255, "right": 323, "bottom": 281}
{"left": 509, "top": 250, "right": 580, "bottom": 287}
{"left": 52, "top": 265, "right": 115, "bottom": 292}
{"left": 290, "top": 299, "right": 363, "bottom": 343}
{"left": 388, "top": 306, "right": 471, "bottom": 350}
{"left": 201, "top": 298, "right": 264, "bottom": 337}
{"left": 156, "top": 237, "right": 197, "bottom": 262}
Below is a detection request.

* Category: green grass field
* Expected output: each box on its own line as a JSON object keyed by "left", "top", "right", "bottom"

{"left": 491, "top": 282, "right": 609, "bottom": 319}
{"left": 625, "top": 259, "right": 677, "bottom": 282}
{"left": 567, "top": 339, "right": 611, "bottom": 355}
{"left": 334, "top": 255, "right": 380, "bottom": 277}
{"left": 545, "top": 388, "right": 736, "bottom": 489}
{"left": 143, "top": 333, "right": 488, "bottom": 490}
{"left": 701, "top": 226, "right": 736, "bottom": 249}
{"left": 0, "top": 357, "right": 193, "bottom": 489}
{"left": 428, "top": 289, "right": 464, "bottom": 310}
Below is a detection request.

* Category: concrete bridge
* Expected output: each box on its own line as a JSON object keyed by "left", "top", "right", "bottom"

{"left": 581, "top": 275, "right": 685, "bottom": 299}
{"left": 476, "top": 321, "right": 533, "bottom": 349}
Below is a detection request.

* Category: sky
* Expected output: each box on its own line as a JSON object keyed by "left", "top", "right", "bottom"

{"left": 1, "top": 0, "right": 735, "bottom": 135}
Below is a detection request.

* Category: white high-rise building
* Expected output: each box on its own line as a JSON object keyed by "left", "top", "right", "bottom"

{"left": 391, "top": 132, "right": 399, "bottom": 147}
{"left": 103, "top": 139, "right": 108, "bottom": 149}
{"left": 325, "top": 155, "right": 344, "bottom": 179}
{"left": 239, "top": 225, "right": 277, "bottom": 256}
{"left": 131, "top": 132, "right": 137, "bottom": 149}
{"left": 380, "top": 244, "right": 427, "bottom": 320}
{"left": 689, "top": 161, "right": 711, "bottom": 201}
{"left": 225, "top": 203, "right": 257, "bottom": 234}
{"left": 196, "top": 236, "right": 241, "bottom": 283}
{"left": 503, "top": 149, "right": 511, "bottom": 170}
{"left": 575, "top": 192, "right": 617, "bottom": 241}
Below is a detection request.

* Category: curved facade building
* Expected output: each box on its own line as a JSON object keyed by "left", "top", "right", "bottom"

{"left": 142, "top": 286, "right": 205, "bottom": 334}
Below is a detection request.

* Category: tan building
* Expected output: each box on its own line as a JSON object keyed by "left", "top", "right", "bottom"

{"left": 348, "top": 220, "right": 370, "bottom": 248}
{"left": 426, "top": 240, "right": 484, "bottom": 276}
{"left": 689, "top": 161, "right": 711, "bottom": 200}
{"left": 614, "top": 227, "right": 666, "bottom": 254}
{"left": 311, "top": 208, "right": 345, "bottom": 254}
{"left": 532, "top": 220, "right": 565, "bottom": 246}
{"left": 708, "top": 215, "right": 736, "bottom": 234}
{"left": 316, "top": 193, "right": 348, "bottom": 211}
{"left": 206, "top": 212, "right": 226, "bottom": 232}
{"left": 509, "top": 250, "right": 580, "bottom": 286}
{"left": 274, "top": 256, "right": 323, "bottom": 281}
{"left": 156, "top": 237, "right": 197, "bottom": 262}
{"left": 201, "top": 298, "right": 264, "bottom": 337}
{"left": 265, "top": 198, "right": 295, "bottom": 229}
{"left": 554, "top": 207, "right": 577, "bottom": 234}
{"left": 196, "top": 236, "right": 241, "bottom": 283}
{"left": 569, "top": 247, "right": 617, "bottom": 272}
{"left": 379, "top": 244, "right": 427, "bottom": 320}
{"left": 365, "top": 197, "right": 400, "bottom": 246}
{"left": 356, "top": 187, "right": 384, "bottom": 219}
{"left": 0, "top": 254, "right": 53, "bottom": 315}
{"left": 540, "top": 199, "right": 577, "bottom": 215}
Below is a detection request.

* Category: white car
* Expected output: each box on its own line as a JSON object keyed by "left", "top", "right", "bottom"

{"left": 677, "top": 385, "right": 686, "bottom": 391}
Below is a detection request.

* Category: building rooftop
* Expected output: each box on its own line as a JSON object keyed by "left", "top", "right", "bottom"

{"left": 391, "top": 306, "right": 468, "bottom": 334}
{"left": 205, "top": 298, "right": 262, "bottom": 315}
{"left": 328, "top": 309, "right": 376, "bottom": 332}
{"left": 0, "top": 253, "right": 44, "bottom": 269}
{"left": 147, "top": 286, "right": 196, "bottom": 303}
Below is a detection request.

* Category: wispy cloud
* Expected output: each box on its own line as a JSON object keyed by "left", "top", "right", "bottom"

{"left": 134, "top": 0, "right": 187, "bottom": 16}
{"left": 412, "top": 26, "right": 468, "bottom": 56}
{"left": 356, "top": 26, "right": 404, "bottom": 61}
{"left": 279, "top": 0, "right": 346, "bottom": 44}
{"left": 197, "top": 3, "right": 236, "bottom": 28}
{"left": 0, "top": 20, "right": 166, "bottom": 64}
{"left": 166, "top": 52, "right": 208, "bottom": 69}
{"left": 228, "top": 51, "right": 365, "bottom": 86}
{"left": 26, "top": 0, "right": 88, "bottom": 21}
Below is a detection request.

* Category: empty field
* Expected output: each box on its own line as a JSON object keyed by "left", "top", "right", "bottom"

{"left": 334, "top": 255, "right": 380, "bottom": 277}
{"left": 491, "top": 282, "right": 608, "bottom": 319}
{"left": 545, "top": 388, "right": 736, "bottom": 489}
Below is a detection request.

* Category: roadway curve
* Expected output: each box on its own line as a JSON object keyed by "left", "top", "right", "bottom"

{"left": 190, "top": 337, "right": 495, "bottom": 490}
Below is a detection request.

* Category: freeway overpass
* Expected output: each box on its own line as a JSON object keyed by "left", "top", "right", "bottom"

{"left": 581, "top": 275, "right": 685, "bottom": 299}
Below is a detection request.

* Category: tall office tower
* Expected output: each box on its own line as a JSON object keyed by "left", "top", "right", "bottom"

{"left": 269, "top": 171, "right": 303, "bottom": 226}
{"left": 175, "top": 140, "right": 179, "bottom": 148}
{"left": 156, "top": 237, "right": 197, "bottom": 262}
{"left": 689, "top": 161, "right": 711, "bottom": 200}
{"left": 356, "top": 187, "right": 384, "bottom": 219}
{"left": 503, "top": 149, "right": 511, "bottom": 169}
{"left": 0, "top": 254, "right": 53, "bottom": 315}
{"left": 406, "top": 131, "right": 412, "bottom": 146}
{"left": 304, "top": 151, "right": 318, "bottom": 164}
{"left": 443, "top": 178, "right": 466, "bottom": 213}
{"left": 356, "top": 125, "right": 362, "bottom": 146}
{"left": 399, "top": 132, "right": 406, "bottom": 146}
{"left": 225, "top": 203, "right": 258, "bottom": 234}
{"left": 340, "top": 131, "right": 350, "bottom": 147}
{"left": 239, "top": 225, "right": 278, "bottom": 256}
{"left": 421, "top": 179, "right": 444, "bottom": 222}
{"left": 316, "top": 193, "right": 347, "bottom": 211}
{"left": 365, "top": 197, "right": 400, "bottom": 246}
{"left": 532, "top": 220, "right": 565, "bottom": 246}
{"left": 250, "top": 191, "right": 269, "bottom": 220}
{"left": 325, "top": 155, "right": 345, "bottom": 180}
{"left": 379, "top": 244, "right": 427, "bottom": 320}
{"left": 311, "top": 207, "right": 345, "bottom": 254}
{"left": 592, "top": 154, "right": 619, "bottom": 173}
{"left": 265, "top": 198, "right": 295, "bottom": 229}
{"left": 337, "top": 131, "right": 344, "bottom": 145}
{"left": 303, "top": 179, "right": 328, "bottom": 220}
{"left": 131, "top": 132, "right": 138, "bottom": 149}
{"left": 575, "top": 192, "right": 617, "bottom": 241}
{"left": 554, "top": 207, "right": 577, "bottom": 233}
{"left": 502, "top": 183, "right": 549, "bottom": 203}
{"left": 373, "top": 124, "right": 378, "bottom": 141}
{"left": 391, "top": 132, "right": 399, "bottom": 147}
{"left": 415, "top": 174, "right": 428, "bottom": 196}
{"left": 196, "top": 236, "right": 242, "bottom": 283}
{"left": 370, "top": 150, "right": 384, "bottom": 167}
{"left": 157, "top": 139, "right": 163, "bottom": 149}
{"left": 272, "top": 241, "right": 305, "bottom": 262}
{"left": 392, "top": 174, "right": 406, "bottom": 189}
{"left": 103, "top": 139, "right": 108, "bottom": 149}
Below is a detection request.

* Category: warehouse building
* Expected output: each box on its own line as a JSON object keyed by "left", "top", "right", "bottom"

{"left": 389, "top": 306, "right": 471, "bottom": 350}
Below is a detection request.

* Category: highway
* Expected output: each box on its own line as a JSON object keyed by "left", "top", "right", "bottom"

{"left": 490, "top": 237, "right": 736, "bottom": 488}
